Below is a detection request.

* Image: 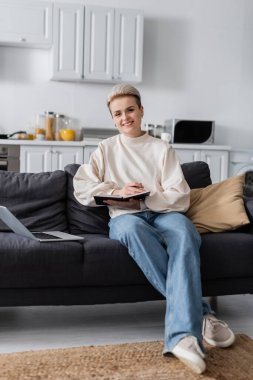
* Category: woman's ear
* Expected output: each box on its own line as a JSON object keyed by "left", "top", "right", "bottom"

{"left": 140, "top": 106, "right": 144, "bottom": 118}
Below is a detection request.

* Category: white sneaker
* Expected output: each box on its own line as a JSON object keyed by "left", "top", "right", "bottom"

{"left": 203, "top": 314, "right": 235, "bottom": 348}
{"left": 172, "top": 336, "right": 206, "bottom": 374}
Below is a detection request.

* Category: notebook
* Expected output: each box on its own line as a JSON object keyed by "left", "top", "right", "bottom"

{"left": 94, "top": 191, "right": 150, "bottom": 205}
{"left": 0, "top": 206, "right": 84, "bottom": 242}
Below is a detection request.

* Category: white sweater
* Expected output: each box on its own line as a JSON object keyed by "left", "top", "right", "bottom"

{"left": 73, "top": 133, "right": 190, "bottom": 218}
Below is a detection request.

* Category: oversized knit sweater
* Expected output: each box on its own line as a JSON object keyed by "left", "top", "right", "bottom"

{"left": 73, "top": 132, "right": 190, "bottom": 218}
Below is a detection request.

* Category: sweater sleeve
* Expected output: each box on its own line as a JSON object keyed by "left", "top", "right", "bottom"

{"left": 73, "top": 144, "right": 119, "bottom": 206}
{"left": 144, "top": 146, "right": 190, "bottom": 212}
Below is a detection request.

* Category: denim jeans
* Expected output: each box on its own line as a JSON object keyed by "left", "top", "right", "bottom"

{"left": 109, "top": 210, "right": 212, "bottom": 352}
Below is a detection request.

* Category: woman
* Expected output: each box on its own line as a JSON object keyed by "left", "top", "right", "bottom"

{"left": 73, "top": 84, "right": 235, "bottom": 374}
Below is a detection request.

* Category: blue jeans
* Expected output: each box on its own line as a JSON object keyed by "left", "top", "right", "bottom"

{"left": 109, "top": 210, "right": 212, "bottom": 352}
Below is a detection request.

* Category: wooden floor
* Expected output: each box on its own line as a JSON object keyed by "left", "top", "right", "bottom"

{"left": 0, "top": 294, "right": 252, "bottom": 354}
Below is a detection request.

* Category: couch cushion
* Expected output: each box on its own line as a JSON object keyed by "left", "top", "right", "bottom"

{"left": 0, "top": 232, "right": 84, "bottom": 288}
{"left": 0, "top": 170, "right": 68, "bottom": 231}
{"left": 200, "top": 232, "right": 253, "bottom": 280}
{"left": 186, "top": 174, "right": 250, "bottom": 233}
{"left": 80, "top": 234, "right": 152, "bottom": 286}
{"left": 64, "top": 164, "right": 110, "bottom": 235}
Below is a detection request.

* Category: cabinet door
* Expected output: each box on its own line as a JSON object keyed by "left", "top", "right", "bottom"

{"left": 20, "top": 146, "right": 51, "bottom": 173}
{"left": 175, "top": 149, "right": 201, "bottom": 164}
{"left": 51, "top": 146, "right": 83, "bottom": 171}
{"left": 113, "top": 9, "right": 144, "bottom": 82}
{"left": 0, "top": 1, "right": 53, "bottom": 47}
{"left": 83, "top": 6, "right": 114, "bottom": 81}
{"left": 83, "top": 145, "right": 98, "bottom": 163}
{"left": 201, "top": 150, "right": 229, "bottom": 183}
{"left": 52, "top": 3, "right": 84, "bottom": 80}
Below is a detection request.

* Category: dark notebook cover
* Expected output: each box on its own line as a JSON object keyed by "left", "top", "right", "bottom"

{"left": 94, "top": 191, "right": 150, "bottom": 205}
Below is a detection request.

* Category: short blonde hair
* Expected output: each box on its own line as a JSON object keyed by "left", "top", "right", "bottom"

{"left": 107, "top": 83, "right": 142, "bottom": 108}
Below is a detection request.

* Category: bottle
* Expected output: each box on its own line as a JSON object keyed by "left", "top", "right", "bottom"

{"left": 44, "top": 111, "right": 55, "bottom": 141}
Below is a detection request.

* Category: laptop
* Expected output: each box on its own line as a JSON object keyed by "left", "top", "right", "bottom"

{"left": 0, "top": 206, "right": 84, "bottom": 242}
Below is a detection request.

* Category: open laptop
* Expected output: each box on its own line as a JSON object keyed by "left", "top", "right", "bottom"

{"left": 0, "top": 206, "right": 84, "bottom": 242}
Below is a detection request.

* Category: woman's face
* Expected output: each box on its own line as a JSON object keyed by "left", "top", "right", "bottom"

{"left": 109, "top": 95, "right": 144, "bottom": 138}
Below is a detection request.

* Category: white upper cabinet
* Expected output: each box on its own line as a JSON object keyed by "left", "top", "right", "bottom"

{"left": 83, "top": 6, "right": 114, "bottom": 81}
{"left": 0, "top": 1, "right": 53, "bottom": 47}
{"left": 113, "top": 9, "right": 144, "bottom": 83}
{"left": 52, "top": 3, "right": 84, "bottom": 80}
{"left": 52, "top": 3, "right": 144, "bottom": 83}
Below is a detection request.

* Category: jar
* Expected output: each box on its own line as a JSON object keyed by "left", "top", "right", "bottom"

{"left": 35, "top": 114, "right": 46, "bottom": 138}
{"left": 54, "top": 114, "right": 66, "bottom": 141}
{"left": 44, "top": 111, "right": 55, "bottom": 141}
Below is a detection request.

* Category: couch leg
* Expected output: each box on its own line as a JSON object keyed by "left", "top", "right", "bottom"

{"left": 209, "top": 296, "right": 218, "bottom": 312}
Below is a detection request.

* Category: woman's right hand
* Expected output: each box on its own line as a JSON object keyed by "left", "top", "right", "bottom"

{"left": 112, "top": 182, "right": 145, "bottom": 197}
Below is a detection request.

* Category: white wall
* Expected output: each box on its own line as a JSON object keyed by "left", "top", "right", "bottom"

{"left": 0, "top": 0, "right": 253, "bottom": 149}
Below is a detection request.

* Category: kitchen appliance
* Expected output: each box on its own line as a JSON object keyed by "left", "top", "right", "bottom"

{"left": 164, "top": 119, "right": 215, "bottom": 144}
{"left": 0, "top": 131, "right": 26, "bottom": 139}
{"left": 0, "top": 145, "right": 20, "bottom": 172}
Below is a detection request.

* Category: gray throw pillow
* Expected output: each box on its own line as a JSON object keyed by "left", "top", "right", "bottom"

{"left": 0, "top": 170, "right": 68, "bottom": 232}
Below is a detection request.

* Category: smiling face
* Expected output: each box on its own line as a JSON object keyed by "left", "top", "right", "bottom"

{"left": 109, "top": 95, "right": 144, "bottom": 138}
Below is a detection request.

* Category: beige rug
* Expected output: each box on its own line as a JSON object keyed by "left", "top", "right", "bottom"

{"left": 0, "top": 335, "right": 252, "bottom": 380}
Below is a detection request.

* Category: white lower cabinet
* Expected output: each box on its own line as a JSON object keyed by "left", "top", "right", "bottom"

{"left": 83, "top": 145, "right": 98, "bottom": 164}
{"left": 19, "top": 143, "right": 229, "bottom": 182}
{"left": 20, "top": 145, "right": 83, "bottom": 173}
{"left": 175, "top": 147, "right": 229, "bottom": 183}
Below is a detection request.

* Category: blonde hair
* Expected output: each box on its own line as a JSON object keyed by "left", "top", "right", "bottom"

{"left": 107, "top": 83, "right": 142, "bottom": 109}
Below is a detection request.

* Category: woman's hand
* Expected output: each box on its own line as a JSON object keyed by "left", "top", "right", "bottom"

{"left": 112, "top": 182, "right": 145, "bottom": 197}
{"left": 104, "top": 182, "right": 146, "bottom": 209}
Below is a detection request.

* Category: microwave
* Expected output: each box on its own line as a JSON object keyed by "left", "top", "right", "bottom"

{"left": 164, "top": 119, "right": 215, "bottom": 144}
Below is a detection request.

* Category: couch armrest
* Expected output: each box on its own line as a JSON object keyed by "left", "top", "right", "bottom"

{"left": 244, "top": 197, "right": 253, "bottom": 221}
{"left": 243, "top": 197, "right": 253, "bottom": 233}
{"left": 243, "top": 171, "right": 253, "bottom": 232}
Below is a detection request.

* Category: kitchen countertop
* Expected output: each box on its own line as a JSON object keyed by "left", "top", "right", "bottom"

{"left": 0, "top": 138, "right": 231, "bottom": 150}
{"left": 0, "top": 138, "right": 102, "bottom": 146}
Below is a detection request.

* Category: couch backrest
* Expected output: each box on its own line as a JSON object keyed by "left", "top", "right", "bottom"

{"left": 0, "top": 170, "right": 68, "bottom": 232}
{"left": 65, "top": 161, "right": 212, "bottom": 235}
{"left": 65, "top": 164, "right": 110, "bottom": 235}
{"left": 181, "top": 161, "right": 212, "bottom": 188}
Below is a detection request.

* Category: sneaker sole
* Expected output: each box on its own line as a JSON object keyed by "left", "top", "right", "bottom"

{"left": 204, "top": 332, "right": 236, "bottom": 348}
{"left": 173, "top": 352, "right": 206, "bottom": 374}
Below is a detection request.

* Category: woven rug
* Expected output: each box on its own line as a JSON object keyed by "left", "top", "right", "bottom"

{"left": 0, "top": 334, "right": 252, "bottom": 380}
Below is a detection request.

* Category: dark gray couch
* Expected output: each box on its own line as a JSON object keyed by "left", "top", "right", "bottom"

{"left": 0, "top": 162, "right": 252, "bottom": 307}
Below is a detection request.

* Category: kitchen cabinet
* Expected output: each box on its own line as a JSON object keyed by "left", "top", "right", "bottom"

{"left": 52, "top": 3, "right": 84, "bottom": 80}
{"left": 52, "top": 3, "right": 143, "bottom": 83}
{"left": 175, "top": 147, "right": 229, "bottom": 183}
{"left": 113, "top": 8, "right": 144, "bottom": 82}
{"left": 20, "top": 145, "right": 83, "bottom": 173}
{"left": 83, "top": 6, "right": 114, "bottom": 81}
{"left": 0, "top": 1, "right": 53, "bottom": 48}
{"left": 83, "top": 145, "right": 99, "bottom": 164}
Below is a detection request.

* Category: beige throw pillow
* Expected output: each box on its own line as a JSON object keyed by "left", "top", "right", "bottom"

{"left": 186, "top": 174, "right": 250, "bottom": 234}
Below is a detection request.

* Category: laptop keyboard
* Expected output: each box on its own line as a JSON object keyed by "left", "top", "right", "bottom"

{"left": 32, "top": 232, "right": 61, "bottom": 240}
